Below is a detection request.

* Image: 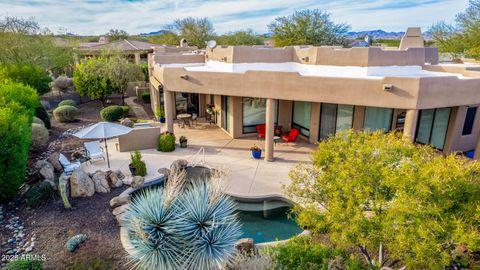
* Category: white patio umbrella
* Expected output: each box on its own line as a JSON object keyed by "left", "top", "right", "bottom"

{"left": 73, "top": 122, "right": 132, "bottom": 168}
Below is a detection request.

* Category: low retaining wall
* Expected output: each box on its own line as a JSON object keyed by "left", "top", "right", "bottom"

{"left": 118, "top": 126, "right": 161, "bottom": 152}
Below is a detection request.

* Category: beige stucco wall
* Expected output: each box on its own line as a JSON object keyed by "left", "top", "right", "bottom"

{"left": 444, "top": 105, "right": 480, "bottom": 153}
{"left": 118, "top": 127, "right": 161, "bottom": 152}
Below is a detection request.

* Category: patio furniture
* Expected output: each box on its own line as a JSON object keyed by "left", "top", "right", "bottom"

{"left": 273, "top": 136, "right": 281, "bottom": 145}
{"left": 282, "top": 128, "right": 299, "bottom": 144}
{"left": 256, "top": 124, "right": 266, "bottom": 139}
{"left": 58, "top": 153, "right": 81, "bottom": 174}
{"left": 177, "top": 113, "right": 192, "bottom": 128}
{"left": 191, "top": 113, "right": 198, "bottom": 126}
{"left": 84, "top": 141, "right": 105, "bottom": 164}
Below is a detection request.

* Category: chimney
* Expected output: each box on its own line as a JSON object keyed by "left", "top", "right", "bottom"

{"left": 180, "top": 38, "right": 188, "bottom": 48}
{"left": 399, "top": 27, "right": 424, "bottom": 50}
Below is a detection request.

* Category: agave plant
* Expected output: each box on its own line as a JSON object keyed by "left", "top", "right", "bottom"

{"left": 124, "top": 169, "right": 241, "bottom": 270}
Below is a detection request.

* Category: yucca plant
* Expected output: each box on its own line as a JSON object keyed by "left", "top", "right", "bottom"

{"left": 124, "top": 168, "right": 241, "bottom": 270}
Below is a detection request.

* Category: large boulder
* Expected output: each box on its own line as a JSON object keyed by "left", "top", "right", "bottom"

{"left": 70, "top": 170, "right": 95, "bottom": 198}
{"left": 35, "top": 160, "right": 56, "bottom": 189}
{"left": 108, "top": 170, "right": 125, "bottom": 188}
{"left": 48, "top": 152, "right": 63, "bottom": 173}
{"left": 170, "top": 159, "right": 188, "bottom": 172}
{"left": 91, "top": 170, "right": 110, "bottom": 193}
{"left": 130, "top": 176, "right": 144, "bottom": 188}
{"left": 157, "top": 168, "right": 170, "bottom": 178}
{"left": 110, "top": 195, "right": 130, "bottom": 209}
{"left": 235, "top": 238, "right": 255, "bottom": 254}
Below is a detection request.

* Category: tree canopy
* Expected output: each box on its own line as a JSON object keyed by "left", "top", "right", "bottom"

{"left": 0, "top": 64, "right": 52, "bottom": 95}
{"left": 107, "top": 56, "right": 145, "bottom": 105}
{"left": 268, "top": 9, "right": 350, "bottom": 47}
{"left": 286, "top": 130, "right": 480, "bottom": 269}
{"left": 106, "top": 29, "right": 129, "bottom": 41}
{"left": 73, "top": 58, "right": 117, "bottom": 106}
{"left": 216, "top": 29, "right": 263, "bottom": 46}
{"left": 168, "top": 17, "right": 215, "bottom": 48}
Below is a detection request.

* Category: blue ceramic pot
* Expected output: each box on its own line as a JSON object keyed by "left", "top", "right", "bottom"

{"left": 251, "top": 150, "right": 262, "bottom": 159}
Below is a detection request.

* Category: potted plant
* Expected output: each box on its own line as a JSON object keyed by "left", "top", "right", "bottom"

{"left": 155, "top": 106, "right": 165, "bottom": 123}
{"left": 250, "top": 145, "right": 262, "bottom": 159}
{"left": 129, "top": 150, "right": 147, "bottom": 176}
{"left": 179, "top": 136, "right": 188, "bottom": 148}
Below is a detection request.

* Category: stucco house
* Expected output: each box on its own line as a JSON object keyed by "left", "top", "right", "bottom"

{"left": 147, "top": 28, "right": 480, "bottom": 161}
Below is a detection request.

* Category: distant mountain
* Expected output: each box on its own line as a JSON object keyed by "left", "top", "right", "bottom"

{"left": 138, "top": 30, "right": 171, "bottom": 37}
{"left": 346, "top": 29, "right": 432, "bottom": 40}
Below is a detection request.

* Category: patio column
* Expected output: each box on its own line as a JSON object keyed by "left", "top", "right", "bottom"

{"left": 403, "top": 109, "right": 419, "bottom": 143}
{"left": 134, "top": 53, "right": 141, "bottom": 64}
{"left": 164, "top": 89, "right": 174, "bottom": 133}
{"left": 265, "top": 98, "right": 276, "bottom": 162}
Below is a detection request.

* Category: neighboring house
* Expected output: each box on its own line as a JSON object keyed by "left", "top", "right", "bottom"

{"left": 76, "top": 37, "right": 157, "bottom": 64}
{"left": 148, "top": 28, "right": 480, "bottom": 161}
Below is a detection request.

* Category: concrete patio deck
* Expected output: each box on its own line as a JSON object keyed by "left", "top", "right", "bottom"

{"left": 81, "top": 122, "right": 316, "bottom": 198}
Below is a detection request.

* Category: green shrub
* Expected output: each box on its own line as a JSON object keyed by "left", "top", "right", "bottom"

{"left": 4, "top": 257, "right": 43, "bottom": 270}
{"left": 58, "top": 99, "right": 77, "bottom": 107}
{"left": 53, "top": 105, "right": 80, "bottom": 122}
{"left": 157, "top": 133, "right": 175, "bottom": 152}
{"left": 0, "top": 64, "right": 52, "bottom": 95}
{"left": 130, "top": 150, "right": 147, "bottom": 176}
{"left": 24, "top": 181, "right": 54, "bottom": 208}
{"left": 100, "top": 105, "right": 124, "bottom": 122}
{"left": 32, "top": 116, "right": 45, "bottom": 126}
{"left": 141, "top": 92, "right": 150, "bottom": 103}
{"left": 31, "top": 123, "right": 49, "bottom": 151}
{"left": 0, "top": 82, "right": 38, "bottom": 203}
{"left": 267, "top": 236, "right": 367, "bottom": 270}
{"left": 35, "top": 104, "right": 51, "bottom": 129}
{"left": 120, "top": 105, "right": 130, "bottom": 117}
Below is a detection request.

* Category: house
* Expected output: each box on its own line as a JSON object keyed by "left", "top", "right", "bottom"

{"left": 148, "top": 28, "right": 480, "bottom": 161}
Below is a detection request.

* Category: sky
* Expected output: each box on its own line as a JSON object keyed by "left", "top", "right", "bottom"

{"left": 0, "top": 0, "right": 471, "bottom": 35}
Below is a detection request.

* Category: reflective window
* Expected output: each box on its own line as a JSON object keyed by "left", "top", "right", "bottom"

{"left": 363, "top": 107, "right": 393, "bottom": 132}
{"left": 242, "top": 98, "right": 278, "bottom": 133}
{"left": 415, "top": 108, "right": 451, "bottom": 149}
{"left": 319, "top": 104, "right": 354, "bottom": 140}
{"left": 292, "top": 101, "right": 311, "bottom": 137}
{"left": 462, "top": 107, "right": 477, "bottom": 135}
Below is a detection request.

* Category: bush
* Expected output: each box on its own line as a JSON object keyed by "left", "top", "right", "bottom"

{"left": 141, "top": 92, "right": 150, "bottom": 103}
{"left": 120, "top": 105, "right": 130, "bottom": 117}
{"left": 24, "top": 181, "right": 54, "bottom": 208}
{"left": 100, "top": 105, "right": 124, "bottom": 122}
{"left": 0, "top": 64, "right": 52, "bottom": 95}
{"left": 157, "top": 133, "right": 175, "bottom": 152}
{"left": 32, "top": 116, "right": 45, "bottom": 126}
{"left": 4, "top": 257, "right": 43, "bottom": 270}
{"left": 58, "top": 99, "right": 77, "bottom": 107}
{"left": 31, "top": 123, "right": 49, "bottom": 151}
{"left": 53, "top": 105, "right": 79, "bottom": 122}
{"left": 130, "top": 150, "right": 147, "bottom": 176}
{"left": 52, "top": 75, "right": 75, "bottom": 93}
{"left": 35, "top": 103, "right": 51, "bottom": 129}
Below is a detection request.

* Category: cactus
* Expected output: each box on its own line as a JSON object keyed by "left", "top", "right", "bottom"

{"left": 58, "top": 173, "right": 71, "bottom": 209}
{"left": 66, "top": 234, "right": 87, "bottom": 252}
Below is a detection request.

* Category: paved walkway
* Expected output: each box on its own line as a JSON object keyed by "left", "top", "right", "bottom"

{"left": 81, "top": 121, "right": 315, "bottom": 198}
{"left": 124, "top": 96, "right": 149, "bottom": 120}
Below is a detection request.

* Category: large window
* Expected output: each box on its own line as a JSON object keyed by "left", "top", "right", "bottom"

{"left": 221, "top": 96, "right": 230, "bottom": 132}
{"left": 242, "top": 98, "right": 278, "bottom": 133}
{"left": 292, "top": 101, "right": 311, "bottom": 137}
{"left": 462, "top": 107, "right": 477, "bottom": 135}
{"left": 363, "top": 107, "right": 393, "bottom": 132}
{"left": 319, "top": 103, "right": 354, "bottom": 140}
{"left": 415, "top": 108, "right": 451, "bottom": 149}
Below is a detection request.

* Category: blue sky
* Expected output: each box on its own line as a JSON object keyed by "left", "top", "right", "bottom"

{"left": 0, "top": 0, "right": 470, "bottom": 35}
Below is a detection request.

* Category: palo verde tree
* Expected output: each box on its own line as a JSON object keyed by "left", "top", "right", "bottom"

{"left": 285, "top": 130, "right": 480, "bottom": 269}
{"left": 168, "top": 17, "right": 215, "bottom": 48}
{"left": 268, "top": 9, "right": 350, "bottom": 47}
{"left": 217, "top": 29, "right": 263, "bottom": 46}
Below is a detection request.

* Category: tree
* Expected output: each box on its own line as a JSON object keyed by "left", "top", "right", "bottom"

{"left": 168, "top": 17, "right": 215, "bottom": 48}
{"left": 147, "top": 31, "right": 180, "bottom": 46}
{"left": 286, "top": 130, "right": 480, "bottom": 269}
{"left": 73, "top": 58, "right": 117, "bottom": 107}
{"left": 268, "top": 9, "right": 350, "bottom": 47}
{"left": 107, "top": 56, "right": 145, "bottom": 105}
{"left": 0, "top": 64, "right": 52, "bottom": 95}
{"left": 430, "top": 22, "right": 465, "bottom": 61}
{"left": 106, "top": 29, "right": 129, "bottom": 41}
{"left": 217, "top": 29, "right": 263, "bottom": 46}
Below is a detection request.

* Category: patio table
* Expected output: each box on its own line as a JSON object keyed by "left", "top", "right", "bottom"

{"left": 177, "top": 113, "right": 192, "bottom": 128}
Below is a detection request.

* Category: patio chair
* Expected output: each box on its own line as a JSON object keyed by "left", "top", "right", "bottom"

{"left": 282, "top": 128, "right": 299, "bottom": 144}
{"left": 58, "top": 153, "right": 81, "bottom": 174}
{"left": 84, "top": 141, "right": 105, "bottom": 163}
{"left": 256, "top": 124, "right": 266, "bottom": 139}
{"left": 191, "top": 113, "right": 198, "bottom": 126}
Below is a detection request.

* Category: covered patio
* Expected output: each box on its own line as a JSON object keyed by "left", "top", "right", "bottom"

{"left": 80, "top": 121, "right": 315, "bottom": 198}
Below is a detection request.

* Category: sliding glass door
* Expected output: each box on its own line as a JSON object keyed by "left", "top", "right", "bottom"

{"left": 319, "top": 104, "right": 354, "bottom": 140}
{"left": 292, "top": 101, "right": 311, "bottom": 137}
{"left": 221, "top": 96, "right": 230, "bottom": 132}
{"left": 242, "top": 98, "right": 278, "bottom": 133}
{"left": 363, "top": 107, "right": 393, "bottom": 132}
{"left": 415, "top": 108, "right": 451, "bottom": 149}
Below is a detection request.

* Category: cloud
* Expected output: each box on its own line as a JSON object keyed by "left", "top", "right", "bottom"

{"left": 0, "top": 0, "right": 470, "bottom": 35}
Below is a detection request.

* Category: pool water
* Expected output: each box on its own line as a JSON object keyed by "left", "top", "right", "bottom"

{"left": 236, "top": 200, "right": 303, "bottom": 243}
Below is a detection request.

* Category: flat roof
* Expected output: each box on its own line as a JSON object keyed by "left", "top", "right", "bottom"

{"left": 160, "top": 61, "right": 470, "bottom": 79}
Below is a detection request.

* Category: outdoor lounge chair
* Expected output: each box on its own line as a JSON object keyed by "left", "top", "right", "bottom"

{"left": 58, "top": 153, "right": 81, "bottom": 174}
{"left": 256, "top": 124, "right": 266, "bottom": 139}
{"left": 84, "top": 141, "right": 105, "bottom": 163}
{"left": 282, "top": 128, "right": 299, "bottom": 144}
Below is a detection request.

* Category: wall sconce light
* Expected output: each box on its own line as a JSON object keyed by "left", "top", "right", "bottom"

{"left": 302, "top": 56, "right": 309, "bottom": 62}
{"left": 180, "top": 74, "right": 189, "bottom": 80}
{"left": 383, "top": 84, "right": 394, "bottom": 91}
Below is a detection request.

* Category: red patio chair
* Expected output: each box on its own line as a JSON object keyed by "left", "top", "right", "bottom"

{"left": 256, "top": 124, "right": 266, "bottom": 139}
{"left": 282, "top": 128, "right": 299, "bottom": 143}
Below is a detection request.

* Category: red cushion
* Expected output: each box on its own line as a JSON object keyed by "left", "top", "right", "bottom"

{"left": 256, "top": 124, "right": 266, "bottom": 138}
{"left": 282, "top": 128, "right": 299, "bottom": 142}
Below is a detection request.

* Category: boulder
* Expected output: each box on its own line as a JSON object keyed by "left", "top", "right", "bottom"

{"left": 70, "top": 170, "right": 95, "bottom": 198}
{"left": 170, "top": 159, "right": 188, "bottom": 172}
{"left": 235, "top": 238, "right": 255, "bottom": 254}
{"left": 58, "top": 173, "right": 71, "bottom": 209}
{"left": 108, "top": 170, "right": 125, "bottom": 188}
{"left": 47, "top": 152, "right": 63, "bottom": 173}
{"left": 110, "top": 195, "right": 130, "bottom": 209}
{"left": 130, "top": 176, "right": 144, "bottom": 188}
{"left": 35, "top": 160, "right": 56, "bottom": 189}
{"left": 157, "top": 168, "right": 170, "bottom": 178}
{"left": 120, "top": 118, "right": 134, "bottom": 128}
{"left": 91, "top": 170, "right": 110, "bottom": 193}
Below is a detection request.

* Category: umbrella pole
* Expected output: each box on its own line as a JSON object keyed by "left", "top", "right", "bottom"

{"left": 104, "top": 138, "right": 110, "bottom": 168}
